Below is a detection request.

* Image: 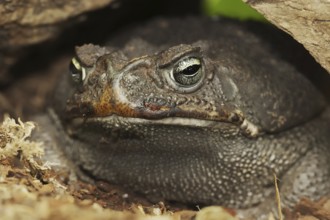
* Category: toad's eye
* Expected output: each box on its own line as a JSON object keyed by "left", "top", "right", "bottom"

{"left": 172, "top": 57, "right": 202, "bottom": 87}
{"left": 69, "top": 58, "right": 86, "bottom": 84}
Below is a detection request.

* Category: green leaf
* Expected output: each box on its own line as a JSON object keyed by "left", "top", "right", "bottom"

{"left": 203, "top": 0, "right": 266, "bottom": 21}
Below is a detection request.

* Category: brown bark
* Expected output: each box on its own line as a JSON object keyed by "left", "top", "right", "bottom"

{"left": 244, "top": 0, "right": 330, "bottom": 74}
{"left": 0, "top": 0, "right": 113, "bottom": 48}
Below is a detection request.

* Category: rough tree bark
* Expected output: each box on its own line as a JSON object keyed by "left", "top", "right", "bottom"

{"left": 0, "top": 0, "right": 114, "bottom": 83}
{"left": 244, "top": 0, "right": 330, "bottom": 74}
{"left": 0, "top": 0, "right": 114, "bottom": 48}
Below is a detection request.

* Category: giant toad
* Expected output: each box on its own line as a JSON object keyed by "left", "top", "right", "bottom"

{"left": 46, "top": 17, "right": 330, "bottom": 216}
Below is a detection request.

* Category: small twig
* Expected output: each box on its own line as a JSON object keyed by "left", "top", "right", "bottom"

{"left": 274, "top": 172, "right": 283, "bottom": 220}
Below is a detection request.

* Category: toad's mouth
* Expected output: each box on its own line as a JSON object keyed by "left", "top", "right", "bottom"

{"left": 64, "top": 86, "right": 260, "bottom": 137}
{"left": 65, "top": 114, "right": 259, "bottom": 138}
{"left": 72, "top": 114, "right": 223, "bottom": 128}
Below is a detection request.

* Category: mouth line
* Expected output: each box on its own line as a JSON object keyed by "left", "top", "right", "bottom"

{"left": 72, "top": 114, "right": 235, "bottom": 128}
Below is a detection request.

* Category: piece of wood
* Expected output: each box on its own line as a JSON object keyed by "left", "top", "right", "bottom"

{"left": 0, "top": 0, "right": 114, "bottom": 48}
{"left": 244, "top": 0, "right": 330, "bottom": 74}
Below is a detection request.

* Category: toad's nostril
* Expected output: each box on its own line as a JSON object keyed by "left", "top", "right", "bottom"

{"left": 65, "top": 102, "right": 95, "bottom": 118}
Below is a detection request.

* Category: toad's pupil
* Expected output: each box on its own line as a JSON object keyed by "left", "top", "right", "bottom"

{"left": 181, "top": 64, "right": 200, "bottom": 76}
{"left": 69, "top": 61, "right": 82, "bottom": 83}
{"left": 69, "top": 61, "right": 82, "bottom": 76}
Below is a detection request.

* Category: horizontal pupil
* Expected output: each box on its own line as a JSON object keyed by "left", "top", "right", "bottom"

{"left": 180, "top": 64, "right": 200, "bottom": 76}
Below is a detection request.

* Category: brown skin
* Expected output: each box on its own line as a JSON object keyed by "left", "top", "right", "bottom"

{"left": 48, "top": 17, "right": 330, "bottom": 219}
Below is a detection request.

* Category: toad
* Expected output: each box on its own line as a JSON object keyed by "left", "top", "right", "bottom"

{"left": 43, "top": 18, "right": 330, "bottom": 217}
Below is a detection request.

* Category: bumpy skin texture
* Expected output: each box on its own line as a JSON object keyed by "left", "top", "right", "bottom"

{"left": 51, "top": 18, "right": 330, "bottom": 215}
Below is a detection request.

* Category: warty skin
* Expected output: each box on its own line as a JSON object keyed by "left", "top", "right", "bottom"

{"left": 42, "top": 17, "right": 330, "bottom": 218}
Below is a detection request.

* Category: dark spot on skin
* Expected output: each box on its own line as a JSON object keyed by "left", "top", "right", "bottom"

{"left": 143, "top": 100, "right": 162, "bottom": 111}
{"left": 80, "top": 103, "right": 95, "bottom": 116}
{"left": 229, "top": 112, "right": 241, "bottom": 123}
{"left": 65, "top": 102, "right": 95, "bottom": 117}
